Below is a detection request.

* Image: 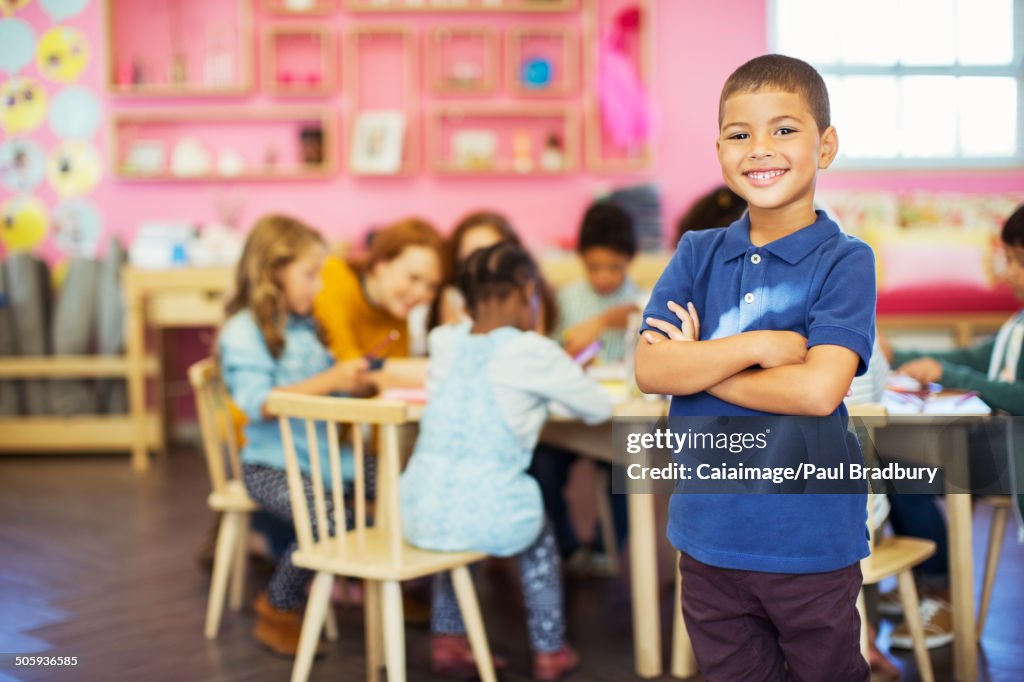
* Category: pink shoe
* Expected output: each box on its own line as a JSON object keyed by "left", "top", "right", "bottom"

{"left": 431, "top": 634, "right": 507, "bottom": 679}
{"left": 532, "top": 644, "right": 580, "bottom": 681}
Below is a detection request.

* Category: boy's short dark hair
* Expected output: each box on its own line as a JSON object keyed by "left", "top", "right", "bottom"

{"left": 578, "top": 201, "right": 637, "bottom": 257}
{"left": 719, "top": 54, "right": 831, "bottom": 133}
{"left": 1001, "top": 204, "right": 1024, "bottom": 248}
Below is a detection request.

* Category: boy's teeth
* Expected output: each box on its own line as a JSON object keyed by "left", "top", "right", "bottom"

{"left": 749, "top": 170, "right": 784, "bottom": 180}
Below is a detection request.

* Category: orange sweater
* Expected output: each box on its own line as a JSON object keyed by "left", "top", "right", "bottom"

{"left": 314, "top": 256, "right": 409, "bottom": 361}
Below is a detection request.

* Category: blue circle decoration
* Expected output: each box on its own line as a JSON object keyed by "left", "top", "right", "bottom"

{"left": 49, "top": 86, "right": 101, "bottom": 139}
{"left": 53, "top": 198, "right": 103, "bottom": 257}
{"left": 40, "top": 0, "right": 90, "bottom": 22}
{"left": 0, "top": 138, "right": 46, "bottom": 192}
{"left": 520, "top": 57, "right": 552, "bottom": 89}
{"left": 0, "top": 18, "right": 36, "bottom": 75}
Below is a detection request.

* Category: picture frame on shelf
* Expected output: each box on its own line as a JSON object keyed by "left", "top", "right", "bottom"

{"left": 349, "top": 110, "right": 407, "bottom": 175}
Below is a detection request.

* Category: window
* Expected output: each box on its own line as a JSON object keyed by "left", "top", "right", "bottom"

{"left": 771, "top": 0, "right": 1023, "bottom": 168}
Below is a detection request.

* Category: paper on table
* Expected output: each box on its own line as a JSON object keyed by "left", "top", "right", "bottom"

{"left": 882, "top": 390, "right": 991, "bottom": 415}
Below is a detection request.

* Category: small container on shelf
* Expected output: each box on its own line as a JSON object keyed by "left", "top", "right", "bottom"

{"left": 263, "top": 0, "right": 335, "bottom": 14}
{"left": 429, "top": 105, "right": 578, "bottom": 176}
{"left": 427, "top": 27, "right": 498, "bottom": 95}
{"left": 506, "top": 25, "right": 578, "bottom": 97}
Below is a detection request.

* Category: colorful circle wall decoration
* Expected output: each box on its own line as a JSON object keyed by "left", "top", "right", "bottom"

{"left": 0, "top": 138, "right": 46, "bottom": 192}
{"left": 47, "top": 139, "right": 101, "bottom": 197}
{"left": 1, "top": 76, "right": 48, "bottom": 134}
{"left": 36, "top": 25, "right": 89, "bottom": 83}
{"left": 53, "top": 198, "right": 102, "bottom": 257}
{"left": 49, "top": 86, "right": 100, "bottom": 139}
{"left": 39, "top": 0, "right": 89, "bottom": 22}
{"left": 0, "top": 18, "right": 36, "bottom": 75}
{"left": 1, "top": 194, "right": 49, "bottom": 252}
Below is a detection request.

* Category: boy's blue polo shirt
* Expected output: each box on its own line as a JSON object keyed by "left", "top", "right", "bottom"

{"left": 641, "top": 210, "right": 876, "bottom": 573}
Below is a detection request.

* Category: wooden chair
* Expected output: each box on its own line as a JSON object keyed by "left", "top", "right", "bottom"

{"left": 851, "top": 403, "right": 935, "bottom": 682}
{"left": 977, "top": 495, "right": 1012, "bottom": 641}
{"left": 188, "top": 359, "right": 340, "bottom": 641}
{"left": 265, "top": 390, "right": 497, "bottom": 682}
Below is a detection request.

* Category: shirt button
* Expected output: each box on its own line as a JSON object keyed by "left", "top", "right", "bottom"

{"left": 744, "top": 293, "right": 755, "bottom": 304}
{"left": 751, "top": 254, "right": 762, "bottom": 264}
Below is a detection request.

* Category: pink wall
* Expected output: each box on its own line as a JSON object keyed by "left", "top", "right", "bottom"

{"left": 4, "top": 0, "right": 1023, "bottom": 262}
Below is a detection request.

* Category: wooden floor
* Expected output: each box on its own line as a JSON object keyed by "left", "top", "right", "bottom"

{"left": 0, "top": 451, "right": 1021, "bottom": 682}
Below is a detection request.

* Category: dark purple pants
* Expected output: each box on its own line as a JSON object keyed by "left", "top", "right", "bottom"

{"left": 679, "top": 552, "right": 870, "bottom": 682}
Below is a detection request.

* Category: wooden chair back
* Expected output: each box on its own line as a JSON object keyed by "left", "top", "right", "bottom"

{"left": 264, "top": 391, "right": 409, "bottom": 567}
{"left": 188, "top": 358, "right": 244, "bottom": 496}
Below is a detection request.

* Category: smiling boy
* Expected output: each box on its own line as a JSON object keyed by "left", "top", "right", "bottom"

{"left": 635, "top": 55, "right": 876, "bottom": 681}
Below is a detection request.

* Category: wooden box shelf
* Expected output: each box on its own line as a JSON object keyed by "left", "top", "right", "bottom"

{"left": 264, "top": 25, "right": 338, "bottom": 96}
{"left": 426, "top": 27, "right": 499, "bottom": 95}
{"left": 263, "top": 0, "right": 335, "bottom": 14}
{"left": 506, "top": 26, "right": 578, "bottom": 97}
{"left": 104, "top": 0, "right": 253, "bottom": 97}
{"left": 111, "top": 108, "right": 337, "bottom": 181}
{"left": 429, "top": 104, "right": 578, "bottom": 175}
{"left": 344, "top": 0, "right": 577, "bottom": 12}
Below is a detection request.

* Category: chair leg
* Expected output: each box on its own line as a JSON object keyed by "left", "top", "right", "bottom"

{"left": 205, "top": 510, "right": 240, "bottom": 639}
{"left": 856, "top": 589, "right": 869, "bottom": 663}
{"left": 451, "top": 566, "right": 497, "bottom": 682}
{"left": 897, "top": 570, "right": 934, "bottom": 682}
{"left": 671, "top": 555, "right": 698, "bottom": 678}
{"left": 592, "top": 466, "right": 620, "bottom": 575}
{"left": 291, "top": 571, "right": 333, "bottom": 682}
{"left": 324, "top": 597, "right": 339, "bottom": 642}
{"left": 978, "top": 504, "right": 1008, "bottom": 642}
{"left": 229, "top": 512, "right": 249, "bottom": 610}
{"left": 365, "top": 580, "right": 383, "bottom": 682}
{"left": 380, "top": 580, "right": 406, "bottom": 682}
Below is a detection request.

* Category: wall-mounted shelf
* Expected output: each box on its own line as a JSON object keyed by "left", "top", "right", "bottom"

{"left": 344, "top": 0, "right": 577, "bottom": 12}
{"left": 112, "top": 109, "right": 337, "bottom": 181}
{"left": 104, "top": 0, "right": 253, "bottom": 97}
{"left": 264, "top": 25, "right": 337, "bottom": 95}
{"left": 506, "top": 25, "right": 578, "bottom": 97}
{"left": 426, "top": 27, "right": 499, "bottom": 96}
{"left": 429, "top": 105, "right": 578, "bottom": 175}
{"left": 263, "top": 0, "right": 335, "bottom": 14}
{"left": 346, "top": 25, "right": 419, "bottom": 175}
{"left": 583, "top": 0, "right": 653, "bottom": 172}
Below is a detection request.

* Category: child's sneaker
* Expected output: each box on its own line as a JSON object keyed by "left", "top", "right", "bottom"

{"left": 430, "top": 634, "right": 507, "bottom": 678}
{"left": 532, "top": 644, "right": 580, "bottom": 681}
{"left": 889, "top": 597, "right": 955, "bottom": 649}
{"left": 253, "top": 591, "right": 326, "bottom": 657}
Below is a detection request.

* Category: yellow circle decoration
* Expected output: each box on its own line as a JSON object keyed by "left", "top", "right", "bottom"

{"left": 47, "top": 139, "right": 101, "bottom": 197}
{"left": 1, "top": 194, "right": 49, "bottom": 251}
{"left": 36, "top": 25, "right": 89, "bottom": 83}
{"left": 1, "top": 76, "right": 47, "bottom": 135}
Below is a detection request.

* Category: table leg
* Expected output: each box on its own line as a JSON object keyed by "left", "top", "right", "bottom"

{"left": 125, "top": 281, "right": 149, "bottom": 473}
{"left": 946, "top": 425, "right": 977, "bottom": 682}
{"left": 628, "top": 492, "right": 661, "bottom": 678}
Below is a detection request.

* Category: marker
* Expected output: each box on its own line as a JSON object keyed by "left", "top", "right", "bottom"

{"left": 954, "top": 390, "right": 981, "bottom": 405}
{"left": 365, "top": 329, "right": 400, "bottom": 370}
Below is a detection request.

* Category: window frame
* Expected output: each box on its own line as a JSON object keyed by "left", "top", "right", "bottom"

{"left": 767, "top": 0, "right": 1024, "bottom": 170}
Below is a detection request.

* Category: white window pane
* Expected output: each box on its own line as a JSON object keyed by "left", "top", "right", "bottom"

{"left": 958, "top": 77, "right": 1017, "bottom": 156}
{"left": 900, "top": 76, "right": 957, "bottom": 157}
{"left": 841, "top": 77, "right": 900, "bottom": 158}
{"left": 838, "top": 0, "right": 898, "bottom": 65}
{"left": 956, "top": 0, "right": 1014, "bottom": 65}
{"left": 899, "top": 0, "right": 956, "bottom": 65}
{"left": 776, "top": 0, "right": 840, "bottom": 64}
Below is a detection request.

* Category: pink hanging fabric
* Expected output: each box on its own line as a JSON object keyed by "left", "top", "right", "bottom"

{"left": 597, "top": 4, "right": 652, "bottom": 150}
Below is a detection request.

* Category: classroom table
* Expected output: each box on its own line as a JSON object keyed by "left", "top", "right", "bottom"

{"left": 399, "top": 394, "right": 673, "bottom": 679}
{"left": 874, "top": 407, "right": 991, "bottom": 682}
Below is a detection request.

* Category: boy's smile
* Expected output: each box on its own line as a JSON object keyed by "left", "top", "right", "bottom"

{"left": 717, "top": 90, "right": 837, "bottom": 235}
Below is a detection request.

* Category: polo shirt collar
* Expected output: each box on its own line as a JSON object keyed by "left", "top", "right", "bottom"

{"left": 720, "top": 210, "right": 840, "bottom": 265}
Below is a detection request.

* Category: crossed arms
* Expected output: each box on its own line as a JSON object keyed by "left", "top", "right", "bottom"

{"left": 634, "top": 301, "right": 861, "bottom": 417}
